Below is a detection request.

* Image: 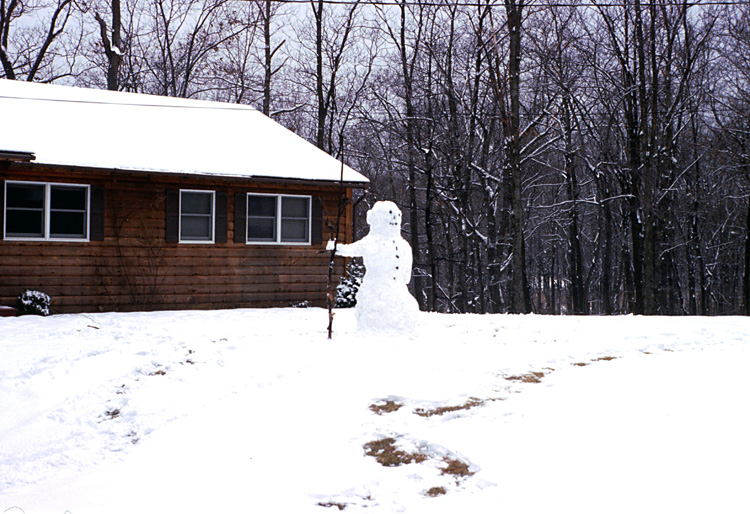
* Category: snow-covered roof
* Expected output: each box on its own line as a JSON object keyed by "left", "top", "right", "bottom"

{"left": 0, "top": 80, "right": 369, "bottom": 186}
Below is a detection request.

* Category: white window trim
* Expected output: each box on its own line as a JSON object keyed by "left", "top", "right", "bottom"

{"left": 246, "top": 193, "right": 312, "bottom": 245}
{"left": 178, "top": 189, "right": 216, "bottom": 244}
{"left": 3, "top": 180, "right": 90, "bottom": 242}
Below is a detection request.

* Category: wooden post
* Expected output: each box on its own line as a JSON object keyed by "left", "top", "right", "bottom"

{"left": 327, "top": 134, "right": 347, "bottom": 339}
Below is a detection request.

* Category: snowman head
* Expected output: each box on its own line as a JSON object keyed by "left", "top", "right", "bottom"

{"left": 366, "top": 201, "right": 402, "bottom": 236}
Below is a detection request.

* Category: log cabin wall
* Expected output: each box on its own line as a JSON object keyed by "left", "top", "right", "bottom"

{"left": 1, "top": 164, "right": 352, "bottom": 313}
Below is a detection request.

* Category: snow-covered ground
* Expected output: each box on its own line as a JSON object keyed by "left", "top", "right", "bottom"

{"left": 1, "top": 308, "right": 748, "bottom": 514}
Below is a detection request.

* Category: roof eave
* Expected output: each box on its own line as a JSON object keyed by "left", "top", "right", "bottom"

{"left": 7, "top": 161, "right": 370, "bottom": 189}
{"left": 249, "top": 175, "right": 369, "bottom": 189}
{"left": 0, "top": 150, "right": 36, "bottom": 162}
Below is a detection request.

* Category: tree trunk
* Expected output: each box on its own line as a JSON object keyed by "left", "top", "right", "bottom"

{"left": 399, "top": 1, "right": 425, "bottom": 311}
{"left": 425, "top": 147, "right": 438, "bottom": 312}
{"left": 262, "top": 0, "right": 272, "bottom": 116}
{"left": 563, "top": 98, "right": 587, "bottom": 314}
{"left": 95, "top": 0, "right": 122, "bottom": 91}
{"left": 744, "top": 199, "right": 750, "bottom": 315}
{"left": 314, "top": 0, "right": 326, "bottom": 151}
{"left": 505, "top": 0, "right": 530, "bottom": 314}
{"left": 601, "top": 204, "right": 613, "bottom": 315}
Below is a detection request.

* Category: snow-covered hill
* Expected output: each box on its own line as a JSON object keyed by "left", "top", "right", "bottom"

{"left": 1, "top": 309, "right": 748, "bottom": 513}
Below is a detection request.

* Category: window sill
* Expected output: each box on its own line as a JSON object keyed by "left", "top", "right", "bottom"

{"left": 245, "top": 241, "right": 311, "bottom": 246}
{"left": 3, "top": 237, "right": 90, "bottom": 243}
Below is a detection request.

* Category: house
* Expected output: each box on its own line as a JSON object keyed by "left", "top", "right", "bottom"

{"left": 0, "top": 80, "right": 369, "bottom": 313}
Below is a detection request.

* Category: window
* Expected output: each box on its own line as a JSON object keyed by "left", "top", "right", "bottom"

{"left": 180, "top": 190, "right": 214, "bottom": 242}
{"left": 4, "top": 181, "right": 89, "bottom": 240}
{"left": 247, "top": 195, "right": 277, "bottom": 242}
{"left": 246, "top": 194, "right": 311, "bottom": 244}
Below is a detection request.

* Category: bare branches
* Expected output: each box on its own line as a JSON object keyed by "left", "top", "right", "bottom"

{"left": 1, "top": 0, "right": 77, "bottom": 81}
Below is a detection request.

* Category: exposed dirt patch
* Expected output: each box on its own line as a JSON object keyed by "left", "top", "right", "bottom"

{"left": 414, "top": 397, "right": 502, "bottom": 417}
{"left": 364, "top": 438, "right": 428, "bottom": 467}
{"left": 592, "top": 356, "right": 618, "bottom": 361}
{"left": 104, "top": 408, "right": 121, "bottom": 420}
{"left": 572, "top": 362, "right": 589, "bottom": 367}
{"left": 317, "top": 502, "right": 347, "bottom": 510}
{"left": 505, "top": 371, "right": 545, "bottom": 383}
{"left": 183, "top": 349, "right": 196, "bottom": 365}
{"left": 425, "top": 486, "right": 447, "bottom": 497}
{"left": 369, "top": 400, "right": 404, "bottom": 415}
{"left": 441, "top": 458, "right": 474, "bottom": 478}
{"left": 149, "top": 369, "right": 167, "bottom": 376}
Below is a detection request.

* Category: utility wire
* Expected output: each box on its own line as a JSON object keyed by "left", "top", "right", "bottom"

{"left": 246, "top": 0, "right": 750, "bottom": 8}
{"left": 0, "top": 92, "right": 259, "bottom": 111}
{"left": 1, "top": 92, "right": 747, "bottom": 118}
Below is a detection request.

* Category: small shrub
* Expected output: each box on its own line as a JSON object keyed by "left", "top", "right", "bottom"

{"left": 335, "top": 260, "right": 365, "bottom": 308}
{"left": 17, "top": 289, "right": 51, "bottom": 316}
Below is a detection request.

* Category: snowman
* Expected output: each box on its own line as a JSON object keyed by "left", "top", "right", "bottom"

{"left": 327, "top": 201, "right": 418, "bottom": 334}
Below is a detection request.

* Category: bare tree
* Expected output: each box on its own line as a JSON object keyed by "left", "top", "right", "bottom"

{"left": 1, "top": 0, "right": 79, "bottom": 81}
{"left": 135, "top": 0, "right": 248, "bottom": 98}
{"left": 308, "top": 0, "right": 362, "bottom": 153}
{"left": 94, "top": 0, "right": 122, "bottom": 90}
{"left": 712, "top": 3, "right": 750, "bottom": 314}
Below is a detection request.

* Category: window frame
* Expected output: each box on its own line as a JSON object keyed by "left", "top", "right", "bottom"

{"left": 178, "top": 189, "right": 216, "bottom": 244}
{"left": 245, "top": 193, "right": 312, "bottom": 245}
{"left": 3, "top": 180, "right": 91, "bottom": 242}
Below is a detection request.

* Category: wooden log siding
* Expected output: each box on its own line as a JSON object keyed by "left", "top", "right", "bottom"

{"left": 0, "top": 166, "right": 352, "bottom": 313}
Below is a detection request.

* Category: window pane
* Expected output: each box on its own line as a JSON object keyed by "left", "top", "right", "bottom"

{"left": 51, "top": 186, "right": 86, "bottom": 211}
{"left": 50, "top": 212, "right": 86, "bottom": 238}
{"left": 5, "top": 184, "right": 45, "bottom": 237}
{"left": 181, "top": 215, "right": 212, "bottom": 240}
{"left": 281, "top": 197, "right": 309, "bottom": 218}
{"left": 248, "top": 196, "right": 276, "bottom": 217}
{"left": 181, "top": 192, "right": 213, "bottom": 215}
{"left": 247, "top": 218, "right": 276, "bottom": 241}
{"left": 281, "top": 219, "right": 309, "bottom": 242}
{"left": 179, "top": 191, "right": 213, "bottom": 242}
{"left": 50, "top": 185, "right": 87, "bottom": 238}
{"left": 6, "top": 210, "right": 44, "bottom": 237}
{"left": 6, "top": 184, "right": 44, "bottom": 209}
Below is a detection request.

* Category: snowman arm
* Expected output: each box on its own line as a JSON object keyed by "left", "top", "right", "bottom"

{"left": 400, "top": 240, "right": 414, "bottom": 284}
{"left": 330, "top": 239, "right": 365, "bottom": 258}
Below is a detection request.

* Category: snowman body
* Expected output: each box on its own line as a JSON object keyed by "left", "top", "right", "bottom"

{"left": 331, "top": 201, "right": 418, "bottom": 334}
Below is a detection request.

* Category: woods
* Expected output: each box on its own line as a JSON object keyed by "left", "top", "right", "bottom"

{"left": 2, "top": 0, "right": 749, "bottom": 315}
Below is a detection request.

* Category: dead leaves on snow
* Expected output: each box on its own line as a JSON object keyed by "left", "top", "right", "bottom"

{"left": 413, "top": 397, "right": 486, "bottom": 418}
{"left": 369, "top": 395, "right": 503, "bottom": 420}
{"left": 363, "top": 398, "right": 480, "bottom": 503}
{"left": 368, "top": 400, "right": 404, "bottom": 415}
{"left": 363, "top": 437, "right": 428, "bottom": 467}
{"left": 573, "top": 355, "right": 620, "bottom": 367}
{"left": 504, "top": 371, "right": 547, "bottom": 383}
{"left": 361, "top": 436, "right": 475, "bottom": 501}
